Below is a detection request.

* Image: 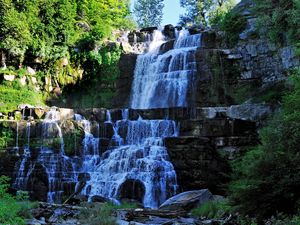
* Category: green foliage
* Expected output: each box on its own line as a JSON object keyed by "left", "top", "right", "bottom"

{"left": 179, "top": 0, "right": 237, "bottom": 26}
{"left": 78, "top": 202, "right": 137, "bottom": 225}
{"left": 0, "top": 123, "right": 14, "bottom": 148}
{"left": 191, "top": 199, "right": 231, "bottom": 218}
{"left": 0, "top": 176, "right": 36, "bottom": 225}
{"left": 0, "top": 85, "right": 45, "bottom": 113}
{"left": 255, "top": 0, "right": 300, "bottom": 46}
{"left": 133, "top": 0, "right": 164, "bottom": 28}
{"left": 208, "top": 0, "right": 236, "bottom": 26}
{"left": 220, "top": 10, "right": 247, "bottom": 47}
{"left": 63, "top": 125, "right": 82, "bottom": 156}
{"left": 252, "top": 81, "right": 288, "bottom": 104}
{"left": 228, "top": 70, "right": 300, "bottom": 220}
{"left": 55, "top": 43, "right": 123, "bottom": 108}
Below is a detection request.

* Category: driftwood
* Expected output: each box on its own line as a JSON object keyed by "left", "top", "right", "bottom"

{"left": 63, "top": 181, "right": 86, "bottom": 205}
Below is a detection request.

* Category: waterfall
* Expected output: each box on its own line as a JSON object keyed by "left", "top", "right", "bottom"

{"left": 130, "top": 29, "right": 202, "bottom": 109}
{"left": 13, "top": 122, "right": 32, "bottom": 189}
{"left": 82, "top": 114, "right": 178, "bottom": 208}
{"left": 14, "top": 121, "right": 19, "bottom": 150}
{"left": 74, "top": 114, "right": 100, "bottom": 172}
{"left": 42, "top": 108, "right": 64, "bottom": 154}
{"left": 14, "top": 109, "right": 78, "bottom": 203}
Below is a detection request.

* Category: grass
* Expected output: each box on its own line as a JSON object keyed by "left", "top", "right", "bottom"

{"left": 0, "top": 85, "right": 45, "bottom": 114}
{"left": 78, "top": 202, "right": 137, "bottom": 225}
{"left": 191, "top": 199, "right": 231, "bottom": 219}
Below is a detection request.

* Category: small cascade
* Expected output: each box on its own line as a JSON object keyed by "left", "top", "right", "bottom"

{"left": 130, "top": 29, "right": 202, "bottom": 109}
{"left": 14, "top": 121, "right": 19, "bottom": 151}
{"left": 13, "top": 122, "right": 32, "bottom": 190}
{"left": 74, "top": 114, "right": 100, "bottom": 171}
{"left": 83, "top": 114, "right": 178, "bottom": 208}
{"left": 14, "top": 109, "right": 78, "bottom": 203}
{"left": 42, "top": 108, "right": 64, "bottom": 154}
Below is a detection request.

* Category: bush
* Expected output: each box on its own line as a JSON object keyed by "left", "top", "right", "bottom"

{"left": 254, "top": 0, "right": 300, "bottom": 45}
{"left": 0, "top": 176, "right": 33, "bottom": 225}
{"left": 228, "top": 71, "right": 300, "bottom": 221}
{"left": 0, "top": 123, "right": 14, "bottom": 148}
{"left": 220, "top": 10, "right": 247, "bottom": 47}
{"left": 191, "top": 199, "right": 231, "bottom": 219}
{"left": 78, "top": 202, "right": 137, "bottom": 225}
{"left": 0, "top": 85, "right": 45, "bottom": 113}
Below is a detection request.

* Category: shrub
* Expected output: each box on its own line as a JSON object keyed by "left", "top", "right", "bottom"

{"left": 0, "top": 123, "right": 14, "bottom": 148}
{"left": 0, "top": 85, "right": 45, "bottom": 113}
{"left": 228, "top": 71, "right": 300, "bottom": 221}
{"left": 0, "top": 176, "right": 25, "bottom": 225}
{"left": 254, "top": 0, "right": 300, "bottom": 46}
{"left": 220, "top": 11, "right": 247, "bottom": 47}
{"left": 78, "top": 202, "right": 137, "bottom": 225}
{"left": 191, "top": 199, "right": 231, "bottom": 219}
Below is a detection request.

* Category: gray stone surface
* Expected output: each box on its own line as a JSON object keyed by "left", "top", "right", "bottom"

{"left": 159, "top": 189, "right": 213, "bottom": 211}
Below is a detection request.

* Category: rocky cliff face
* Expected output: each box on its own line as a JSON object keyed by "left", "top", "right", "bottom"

{"left": 114, "top": 1, "right": 299, "bottom": 109}
{"left": 0, "top": 105, "right": 263, "bottom": 201}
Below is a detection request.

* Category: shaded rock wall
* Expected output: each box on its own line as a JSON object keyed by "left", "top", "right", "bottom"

{"left": 0, "top": 106, "right": 259, "bottom": 198}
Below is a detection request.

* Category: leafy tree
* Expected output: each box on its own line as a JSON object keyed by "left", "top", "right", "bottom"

{"left": 133, "top": 0, "right": 164, "bottom": 28}
{"left": 0, "top": 176, "right": 24, "bottom": 224}
{"left": 179, "top": 0, "right": 213, "bottom": 25}
{"left": 254, "top": 0, "right": 300, "bottom": 46}
{"left": 228, "top": 70, "right": 300, "bottom": 221}
{"left": 179, "top": 0, "right": 236, "bottom": 26}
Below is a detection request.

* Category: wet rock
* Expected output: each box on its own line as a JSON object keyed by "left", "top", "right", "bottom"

{"left": 140, "top": 27, "right": 157, "bottom": 33}
{"left": 59, "top": 108, "right": 75, "bottom": 120}
{"left": 68, "top": 194, "right": 88, "bottom": 205}
{"left": 227, "top": 104, "right": 273, "bottom": 121}
{"left": 188, "top": 24, "right": 206, "bottom": 34}
{"left": 90, "top": 195, "right": 111, "bottom": 203}
{"left": 163, "top": 24, "right": 176, "bottom": 39}
{"left": 159, "top": 189, "right": 213, "bottom": 211}
{"left": 25, "top": 218, "right": 46, "bottom": 225}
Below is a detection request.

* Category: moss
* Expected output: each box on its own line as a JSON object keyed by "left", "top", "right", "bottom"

{"left": 63, "top": 128, "right": 82, "bottom": 157}
{"left": 78, "top": 202, "right": 137, "bottom": 225}
{"left": 0, "top": 123, "right": 14, "bottom": 149}
{"left": 0, "top": 85, "right": 45, "bottom": 114}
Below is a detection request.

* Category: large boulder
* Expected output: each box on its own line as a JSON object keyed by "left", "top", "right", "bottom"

{"left": 159, "top": 189, "right": 213, "bottom": 211}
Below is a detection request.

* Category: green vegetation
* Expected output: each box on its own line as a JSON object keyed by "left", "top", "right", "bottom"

{"left": 0, "top": 85, "right": 45, "bottom": 113}
{"left": 191, "top": 199, "right": 231, "bottom": 218}
{"left": 179, "top": 0, "right": 237, "bottom": 26}
{"left": 53, "top": 43, "right": 123, "bottom": 108}
{"left": 78, "top": 202, "right": 137, "bottom": 225}
{"left": 0, "top": 123, "right": 14, "bottom": 148}
{"left": 0, "top": 176, "right": 35, "bottom": 225}
{"left": 0, "top": 0, "right": 135, "bottom": 111}
{"left": 219, "top": 10, "right": 247, "bottom": 47}
{"left": 254, "top": 0, "right": 300, "bottom": 46}
{"left": 133, "top": 0, "right": 164, "bottom": 28}
{"left": 228, "top": 70, "right": 300, "bottom": 222}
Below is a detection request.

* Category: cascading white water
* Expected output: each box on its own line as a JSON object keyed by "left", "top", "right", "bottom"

{"left": 14, "top": 108, "right": 78, "bottom": 203}
{"left": 130, "top": 29, "right": 202, "bottom": 109}
{"left": 42, "top": 108, "right": 64, "bottom": 154}
{"left": 14, "top": 121, "right": 19, "bottom": 151}
{"left": 74, "top": 114, "right": 100, "bottom": 172}
{"left": 13, "top": 122, "right": 32, "bottom": 190}
{"left": 83, "top": 113, "right": 178, "bottom": 208}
